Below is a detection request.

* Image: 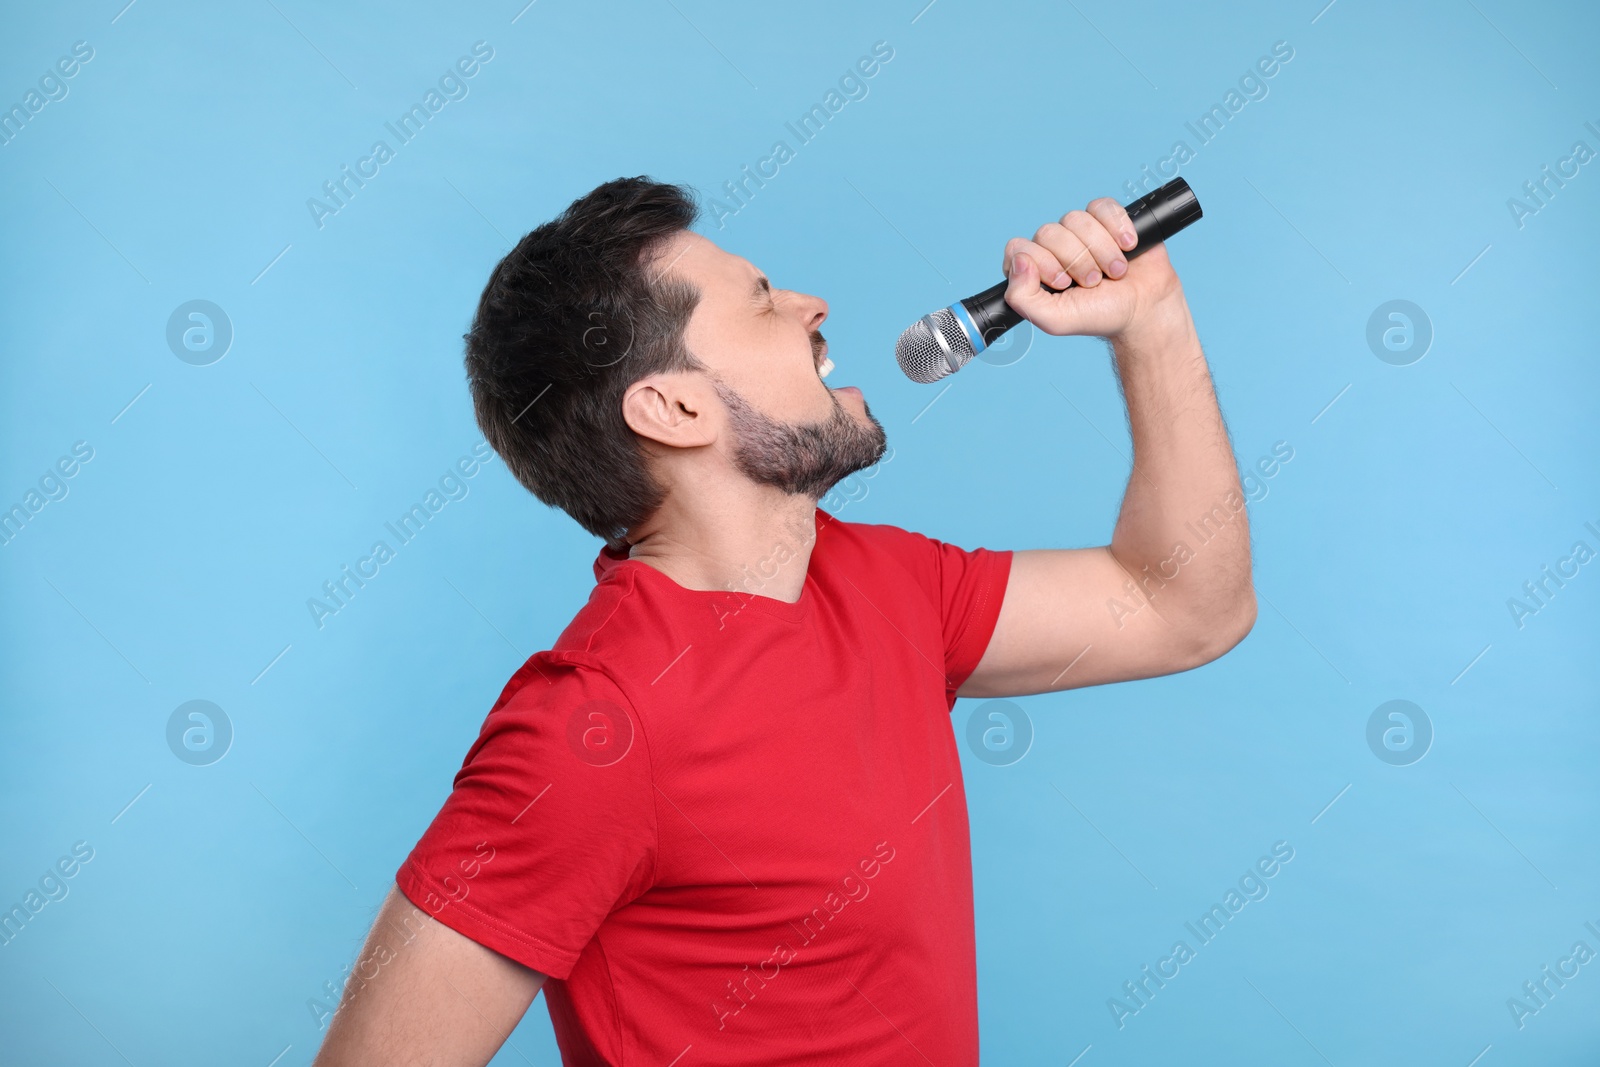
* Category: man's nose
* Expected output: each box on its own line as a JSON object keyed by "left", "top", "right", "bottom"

{"left": 788, "top": 291, "right": 829, "bottom": 332}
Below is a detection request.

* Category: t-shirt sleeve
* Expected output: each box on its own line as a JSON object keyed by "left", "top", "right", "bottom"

{"left": 925, "top": 535, "right": 1013, "bottom": 704}
{"left": 394, "top": 655, "right": 656, "bottom": 980}
{"left": 865, "top": 520, "right": 1011, "bottom": 707}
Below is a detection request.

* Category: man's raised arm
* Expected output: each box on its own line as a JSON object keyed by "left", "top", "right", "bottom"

{"left": 959, "top": 197, "right": 1256, "bottom": 698}
{"left": 311, "top": 886, "right": 546, "bottom": 1067}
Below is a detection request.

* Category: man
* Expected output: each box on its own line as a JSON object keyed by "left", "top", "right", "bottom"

{"left": 313, "top": 177, "right": 1254, "bottom": 1065}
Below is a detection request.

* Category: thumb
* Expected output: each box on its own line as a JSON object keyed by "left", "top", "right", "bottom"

{"left": 1004, "top": 252, "right": 1068, "bottom": 335}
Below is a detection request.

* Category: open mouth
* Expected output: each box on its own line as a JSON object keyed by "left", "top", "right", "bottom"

{"left": 814, "top": 342, "right": 835, "bottom": 379}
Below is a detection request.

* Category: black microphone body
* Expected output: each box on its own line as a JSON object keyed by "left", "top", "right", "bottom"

{"left": 895, "top": 177, "right": 1203, "bottom": 383}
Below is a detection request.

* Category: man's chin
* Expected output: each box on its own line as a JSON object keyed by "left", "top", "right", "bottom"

{"left": 717, "top": 375, "right": 886, "bottom": 498}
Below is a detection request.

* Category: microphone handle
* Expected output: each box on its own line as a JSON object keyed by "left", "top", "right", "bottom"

{"left": 960, "top": 177, "right": 1203, "bottom": 347}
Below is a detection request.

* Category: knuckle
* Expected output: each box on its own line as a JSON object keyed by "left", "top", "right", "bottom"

{"left": 1002, "top": 237, "right": 1027, "bottom": 271}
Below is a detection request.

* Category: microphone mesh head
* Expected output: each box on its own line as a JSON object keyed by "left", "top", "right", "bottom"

{"left": 895, "top": 308, "right": 977, "bottom": 384}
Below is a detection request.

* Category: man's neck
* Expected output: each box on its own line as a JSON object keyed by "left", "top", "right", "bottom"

{"left": 625, "top": 490, "right": 819, "bottom": 603}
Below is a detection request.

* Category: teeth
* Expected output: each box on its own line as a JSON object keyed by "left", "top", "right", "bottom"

{"left": 818, "top": 356, "right": 835, "bottom": 379}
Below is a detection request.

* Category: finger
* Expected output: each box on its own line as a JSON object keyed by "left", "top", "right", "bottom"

{"left": 1002, "top": 236, "right": 1069, "bottom": 290}
{"left": 1087, "top": 196, "right": 1138, "bottom": 254}
{"left": 1031, "top": 221, "right": 1101, "bottom": 288}
{"left": 1003, "top": 251, "right": 1074, "bottom": 335}
{"left": 1059, "top": 209, "right": 1128, "bottom": 283}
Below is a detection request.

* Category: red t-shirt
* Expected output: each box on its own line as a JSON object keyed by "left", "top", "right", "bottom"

{"left": 396, "top": 507, "right": 1012, "bottom": 1065}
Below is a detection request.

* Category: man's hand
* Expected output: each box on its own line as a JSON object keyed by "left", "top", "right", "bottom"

{"left": 999, "top": 198, "right": 1186, "bottom": 344}
{"left": 958, "top": 194, "right": 1255, "bottom": 699}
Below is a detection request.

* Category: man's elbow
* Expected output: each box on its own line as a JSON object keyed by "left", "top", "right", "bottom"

{"left": 1223, "top": 588, "right": 1258, "bottom": 648}
{"left": 1178, "top": 588, "right": 1257, "bottom": 669}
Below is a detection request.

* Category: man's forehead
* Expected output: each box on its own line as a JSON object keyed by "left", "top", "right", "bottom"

{"left": 652, "top": 231, "right": 756, "bottom": 288}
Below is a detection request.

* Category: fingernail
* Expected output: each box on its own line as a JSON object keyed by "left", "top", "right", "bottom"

{"left": 1052, "top": 271, "right": 1071, "bottom": 288}
{"left": 1121, "top": 231, "right": 1136, "bottom": 249}
{"left": 1085, "top": 269, "right": 1102, "bottom": 286}
{"left": 1108, "top": 259, "right": 1127, "bottom": 278}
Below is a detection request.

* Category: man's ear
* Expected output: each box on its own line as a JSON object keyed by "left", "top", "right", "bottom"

{"left": 622, "top": 373, "right": 712, "bottom": 449}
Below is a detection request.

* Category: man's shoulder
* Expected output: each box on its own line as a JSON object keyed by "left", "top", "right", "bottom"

{"left": 551, "top": 559, "right": 649, "bottom": 656}
{"left": 816, "top": 509, "right": 942, "bottom": 582}
{"left": 509, "top": 557, "right": 701, "bottom": 698}
{"left": 818, "top": 507, "right": 930, "bottom": 554}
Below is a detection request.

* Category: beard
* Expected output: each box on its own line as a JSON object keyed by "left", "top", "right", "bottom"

{"left": 711, "top": 339, "right": 887, "bottom": 500}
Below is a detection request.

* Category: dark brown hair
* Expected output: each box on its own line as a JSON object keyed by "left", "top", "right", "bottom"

{"left": 464, "top": 177, "right": 704, "bottom": 549}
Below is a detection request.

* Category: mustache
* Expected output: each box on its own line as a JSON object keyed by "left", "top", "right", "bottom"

{"left": 810, "top": 330, "right": 826, "bottom": 361}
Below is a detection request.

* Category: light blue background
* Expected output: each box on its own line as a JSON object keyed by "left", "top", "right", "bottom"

{"left": 3, "top": 0, "right": 1597, "bottom": 1064}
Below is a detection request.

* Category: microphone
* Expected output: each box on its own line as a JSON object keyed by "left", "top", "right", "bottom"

{"left": 894, "top": 177, "right": 1203, "bottom": 384}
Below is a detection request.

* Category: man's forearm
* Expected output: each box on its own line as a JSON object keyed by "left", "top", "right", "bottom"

{"left": 1106, "top": 288, "right": 1255, "bottom": 646}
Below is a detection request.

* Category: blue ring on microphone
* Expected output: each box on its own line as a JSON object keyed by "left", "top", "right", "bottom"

{"left": 948, "top": 301, "right": 986, "bottom": 355}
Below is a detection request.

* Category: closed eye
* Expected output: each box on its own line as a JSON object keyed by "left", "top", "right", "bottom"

{"left": 752, "top": 275, "right": 777, "bottom": 312}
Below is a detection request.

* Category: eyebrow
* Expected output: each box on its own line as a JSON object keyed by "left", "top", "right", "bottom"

{"left": 750, "top": 275, "right": 772, "bottom": 300}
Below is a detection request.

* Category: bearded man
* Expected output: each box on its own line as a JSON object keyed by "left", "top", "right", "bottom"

{"left": 313, "top": 177, "right": 1255, "bottom": 1066}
